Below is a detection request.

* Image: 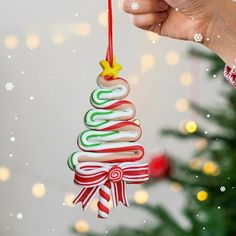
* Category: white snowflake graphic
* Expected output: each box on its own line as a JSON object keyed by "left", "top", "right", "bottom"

{"left": 131, "top": 2, "right": 139, "bottom": 10}
{"left": 16, "top": 213, "right": 23, "bottom": 220}
{"left": 194, "top": 33, "right": 203, "bottom": 43}
{"left": 220, "top": 186, "right": 226, "bottom": 192}
{"left": 5, "top": 82, "right": 14, "bottom": 91}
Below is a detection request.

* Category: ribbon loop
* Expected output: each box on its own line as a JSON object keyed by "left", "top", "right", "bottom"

{"left": 73, "top": 162, "right": 149, "bottom": 210}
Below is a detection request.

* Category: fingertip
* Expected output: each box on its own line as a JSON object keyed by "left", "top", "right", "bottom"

{"left": 120, "top": 0, "right": 130, "bottom": 13}
{"left": 130, "top": 14, "right": 136, "bottom": 26}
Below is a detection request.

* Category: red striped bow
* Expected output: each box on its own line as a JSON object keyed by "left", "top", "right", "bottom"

{"left": 73, "top": 162, "right": 149, "bottom": 210}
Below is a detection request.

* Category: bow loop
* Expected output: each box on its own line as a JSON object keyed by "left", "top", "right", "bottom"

{"left": 73, "top": 162, "right": 149, "bottom": 211}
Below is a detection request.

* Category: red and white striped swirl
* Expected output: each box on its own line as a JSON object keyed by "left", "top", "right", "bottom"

{"left": 108, "top": 166, "right": 123, "bottom": 182}
{"left": 98, "top": 181, "right": 111, "bottom": 218}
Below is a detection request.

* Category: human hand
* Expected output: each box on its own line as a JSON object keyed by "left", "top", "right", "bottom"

{"left": 120, "top": 0, "right": 220, "bottom": 43}
{"left": 121, "top": 0, "right": 236, "bottom": 68}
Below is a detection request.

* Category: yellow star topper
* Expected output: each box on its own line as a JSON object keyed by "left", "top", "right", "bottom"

{"left": 99, "top": 57, "right": 122, "bottom": 79}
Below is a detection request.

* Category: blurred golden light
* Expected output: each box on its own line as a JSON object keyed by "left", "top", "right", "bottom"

{"left": 129, "top": 75, "right": 139, "bottom": 85}
{"left": 64, "top": 193, "right": 75, "bottom": 207}
{"left": 146, "top": 32, "right": 160, "bottom": 43}
{"left": 51, "top": 34, "right": 66, "bottom": 45}
{"left": 185, "top": 121, "right": 198, "bottom": 133}
{"left": 71, "top": 23, "right": 91, "bottom": 36}
{"left": 31, "top": 183, "right": 46, "bottom": 198}
{"left": 195, "top": 138, "right": 208, "bottom": 150}
{"left": 0, "top": 166, "right": 11, "bottom": 182}
{"left": 179, "top": 72, "right": 193, "bottom": 86}
{"left": 74, "top": 220, "right": 90, "bottom": 233}
{"left": 109, "top": 199, "right": 113, "bottom": 209}
{"left": 203, "top": 161, "right": 220, "bottom": 176}
{"left": 26, "top": 34, "right": 40, "bottom": 49}
{"left": 140, "top": 54, "right": 155, "bottom": 72}
{"left": 89, "top": 198, "right": 98, "bottom": 212}
{"left": 188, "top": 158, "right": 202, "bottom": 170}
{"left": 4, "top": 35, "right": 18, "bottom": 49}
{"left": 197, "top": 191, "right": 208, "bottom": 201}
{"left": 170, "top": 182, "right": 182, "bottom": 192}
{"left": 117, "top": 0, "right": 122, "bottom": 11}
{"left": 178, "top": 119, "right": 188, "bottom": 133}
{"left": 175, "top": 98, "right": 189, "bottom": 112}
{"left": 165, "top": 51, "right": 180, "bottom": 65}
{"left": 98, "top": 11, "right": 108, "bottom": 26}
{"left": 134, "top": 189, "right": 149, "bottom": 204}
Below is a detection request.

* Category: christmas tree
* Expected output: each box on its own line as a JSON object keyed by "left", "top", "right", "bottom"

{"left": 76, "top": 50, "right": 236, "bottom": 236}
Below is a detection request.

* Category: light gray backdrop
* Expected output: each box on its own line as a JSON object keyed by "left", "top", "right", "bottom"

{"left": 0, "top": 0, "right": 224, "bottom": 235}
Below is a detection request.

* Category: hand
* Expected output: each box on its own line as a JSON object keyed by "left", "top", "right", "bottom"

{"left": 120, "top": 0, "right": 219, "bottom": 42}
{"left": 121, "top": 0, "right": 236, "bottom": 67}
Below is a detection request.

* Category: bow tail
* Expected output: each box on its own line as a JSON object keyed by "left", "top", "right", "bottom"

{"left": 111, "top": 180, "right": 129, "bottom": 208}
{"left": 73, "top": 186, "right": 100, "bottom": 210}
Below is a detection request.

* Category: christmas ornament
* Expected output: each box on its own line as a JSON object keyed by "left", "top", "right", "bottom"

{"left": 67, "top": 0, "right": 149, "bottom": 219}
{"left": 149, "top": 153, "right": 172, "bottom": 179}
{"left": 224, "top": 59, "right": 236, "bottom": 88}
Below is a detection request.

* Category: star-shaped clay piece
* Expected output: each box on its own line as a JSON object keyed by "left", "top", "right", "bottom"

{"left": 99, "top": 59, "right": 122, "bottom": 78}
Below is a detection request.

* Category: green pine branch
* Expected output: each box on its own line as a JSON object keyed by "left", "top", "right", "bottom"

{"left": 190, "top": 101, "right": 236, "bottom": 131}
{"left": 161, "top": 128, "right": 227, "bottom": 143}
{"left": 130, "top": 203, "right": 189, "bottom": 235}
{"left": 189, "top": 49, "right": 225, "bottom": 76}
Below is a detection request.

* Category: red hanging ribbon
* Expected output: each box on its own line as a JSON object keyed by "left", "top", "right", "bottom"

{"left": 106, "top": 0, "right": 114, "bottom": 67}
{"left": 72, "top": 162, "right": 149, "bottom": 210}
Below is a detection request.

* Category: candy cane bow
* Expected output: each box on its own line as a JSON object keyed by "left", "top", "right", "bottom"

{"left": 73, "top": 162, "right": 149, "bottom": 210}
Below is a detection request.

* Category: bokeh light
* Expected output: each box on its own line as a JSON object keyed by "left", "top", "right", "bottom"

{"left": 71, "top": 23, "right": 91, "bottom": 36}
{"left": 195, "top": 138, "right": 208, "bottom": 150}
{"left": 51, "top": 34, "right": 66, "bottom": 45}
{"left": 128, "top": 75, "right": 139, "bottom": 85}
{"left": 175, "top": 98, "right": 189, "bottom": 112}
{"left": 140, "top": 54, "right": 155, "bottom": 72}
{"left": 146, "top": 32, "right": 160, "bottom": 44}
{"left": 188, "top": 158, "right": 202, "bottom": 170}
{"left": 74, "top": 220, "right": 90, "bottom": 233}
{"left": 98, "top": 11, "right": 108, "bottom": 26}
{"left": 0, "top": 166, "right": 11, "bottom": 182}
{"left": 134, "top": 189, "right": 149, "bottom": 204}
{"left": 109, "top": 199, "right": 113, "bottom": 209}
{"left": 4, "top": 35, "right": 19, "bottom": 49}
{"left": 197, "top": 191, "right": 208, "bottom": 201}
{"left": 165, "top": 51, "right": 180, "bottom": 65}
{"left": 31, "top": 183, "right": 46, "bottom": 198}
{"left": 178, "top": 119, "right": 188, "bottom": 133}
{"left": 179, "top": 72, "right": 193, "bottom": 86}
{"left": 64, "top": 193, "right": 76, "bottom": 207}
{"left": 170, "top": 182, "right": 182, "bottom": 192}
{"left": 89, "top": 198, "right": 98, "bottom": 212}
{"left": 117, "top": 0, "right": 122, "bottom": 11}
{"left": 185, "top": 121, "right": 198, "bottom": 133}
{"left": 203, "top": 161, "right": 220, "bottom": 176}
{"left": 26, "top": 34, "right": 40, "bottom": 49}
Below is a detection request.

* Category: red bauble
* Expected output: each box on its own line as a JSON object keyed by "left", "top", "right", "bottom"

{"left": 149, "top": 153, "right": 172, "bottom": 179}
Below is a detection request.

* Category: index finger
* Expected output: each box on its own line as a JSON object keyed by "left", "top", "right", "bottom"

{"left": 120, "top": 0, "right": 169, "bottom": 14}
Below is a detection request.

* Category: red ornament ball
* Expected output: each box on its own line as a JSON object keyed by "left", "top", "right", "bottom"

{"left": 149, "top": 154, "right": 172, "bottom": 179}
